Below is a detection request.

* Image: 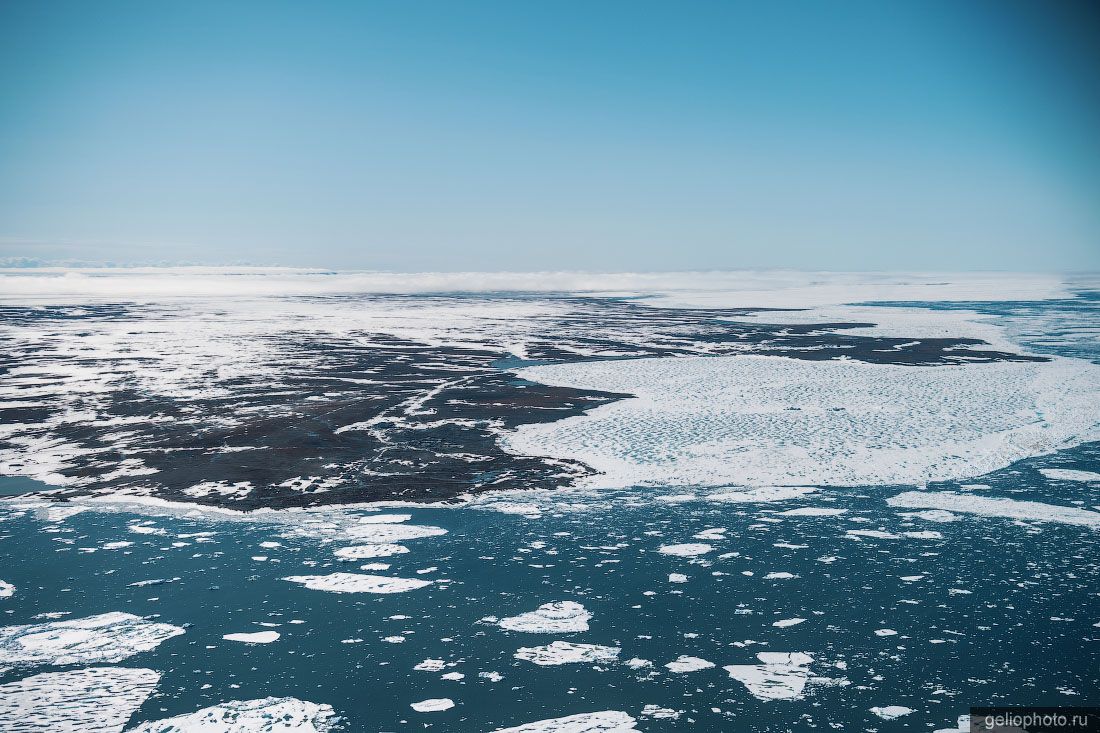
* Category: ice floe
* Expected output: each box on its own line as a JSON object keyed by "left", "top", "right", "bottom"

{"left": 514, "top": 641, "right": 621, "bottom": 666}
{"left": 777, "top": 507, "right": 847, "bottom": 517}
{"left": 657, "top": 543, "right": 713, "bottom": 557}
{"left": 0, "top": 667, "right": 160, "bottom": 733}
{"left": 342, "top": 524, "right": 447, "bottom": 543}
{"left": 871, "top": 705, "right": 915, "bottom": 720}
{"left": 491, "top": 710, "right": 638, "bottom": 732}
{"left": 283, "top": 573, "right": 433, "bottom": 594}
{"left": 0, "top": 612, "right": 184, "bottom": 667}
{"left": 664, "top": 655, "right": 714, "bottom": 673}
{"left": 1039, "top": 468, "right": 1100, "bottom": 482}
{"left": 333, "top": 544, "right": 409, "bottom": 560}
{"left": 504, "top": 355, "right": 1100, "bottom": 488}
{"left": 410, "top": 698, "right": 455, "bottom": 713}
{"left": 0, "top": 580, "right": 13, "bottom": 598}
{"left": 127, "top": 696, "right": 338, "bottom": 732}
{"left": 222, "top": 631, "right": 280, "bottom": 644}
{"left": 724, "top": 652, "right": 815, "bottom": 700}
{"left": 498, "top": 602, "right": 591, "bottom": 633}
{"left": 887, "top": 491, "right": 1100, "bottom": 527}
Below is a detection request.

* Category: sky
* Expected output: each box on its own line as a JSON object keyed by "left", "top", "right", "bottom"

{"left": 1, "top": 0, "right": 1098, "bottom": 271}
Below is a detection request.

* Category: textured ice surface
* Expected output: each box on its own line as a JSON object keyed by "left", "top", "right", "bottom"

{"left": 871, "top": 705, "right": 915, "bottom": 720}
{"left": 410, "top": 698, "right": 455, "bottom": 712}
{"left": 657, "top": 543, "right": 713, "bottom": 557}
{"left": 724, "top": 652, "right": 815, "bottom": 700}
{"left": 342, "top": 524, "right": 447, "bottom": 543}
{"left": 127, "top": 696, "right": 338, "bottom": 732}
{"left": 514, "top": 641, "right": 621, "bottom": 666}
{"left": 0, "top": 611, "right": 184, "bottom": 667}
{"left": 0, "top": 667, "right": 159, "bottom": 733}
{"left": 505, "top": 355, "right": 1100, "bottom": 488}
{"left": 887, "top": 491, "right": 1100, "bottom": 527}
{"left": 333, "top": 544, "right": 409, "bottom": 560}
{"left": 283, "top": 573, "right": 432, "bottom": 594}
{"left": 1039, "top": 468, "right": 1100, "bottom": 482}
{"left": 498, "top": 602, "right": 591, "bottom": 633}
{"left": 0, "top": 579, "right": 13, "bottom": 598}
{"left": 222, "top": 631, "right": 279, "bottom": 644}
{"left": 491, "top": 710, "right": 638, "bottom": 732}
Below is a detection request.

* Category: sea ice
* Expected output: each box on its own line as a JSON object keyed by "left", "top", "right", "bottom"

{"left": 657, "top": 543, "right": 713, "bottom": 557}
{"left": 283, "top": 573, "right": 432, "bottom": 594}
{"left": 342, "top": 524, "right": 447, "bottom": 543}
{"left": 664, "top": 655, "right": 714, "bottom": 673}
{"left": 410, "top": 698, "right": 455, "bottom": 713}
{"left": 491, "top": 710, "right": 639, "bottom": 732}
{"left": 127, "top": 696, "right": 339, "bottom": 732}
{"left": 514, "top": 641, "right": 621, "bottom": 666}
{"left": 1039, "top": 468, "right": 1100, "bottom": 482}
{"left": 498, "top": 602, "right": 591, "bottom": 633}
{"left": 724, "top": 652, "right": 815, "bottom": 701}
{"left": 333, "top": 544, "right": 409, "bottom": 559}
{"left": 871, "top": 705, "right": 915, "bottom": 720}
{"left": 887, "top": 492, "right": 1100, "bottom": 527}
{"left": 0, "top": 612, "right": 184, "bottom": 667}
{"left": 222, "top": 631, "right": 280, "bottom": 644}
{"left": 0, "top": 667, "right": 160, "bottom": 733}
{"left": 504, "top": 355, "right": 1100, "bottom": 488}
{"left": 0, "top": 580, "right": 13, "bottom": 598}
{"left": 777, "top": 507, "right": 847, "bottom": 517}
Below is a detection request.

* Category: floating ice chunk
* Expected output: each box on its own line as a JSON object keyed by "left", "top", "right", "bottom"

{"left": 724, "top": 652, "right": 814, "bottom": 701}
{"left": 778, "top": 507, "right": 847, "bottom": 517}
{"left": 0, "top": 667, "right": 159, "bottom": 733}
{"left": 764, "top": 572, "right": 796, "bottom": 580}
{"left": 514, "top": 641, "right": 621, "bottom": 666}
{"left": 887, "top": 492, "right": 1100, "bottom": 527}
{"left": 102, "top": 541, "right": 134, "bottom": 550}
{"left": 668, "top": 573, "right": 688, "bottom": 583}
{"left": 664, "top": 655, "right": 714, "bottom": 673}
{"left": 283, "top": 573, "right": 432, "bottom": 594}
{"left": 222, "top": 631, "right": 279, "bottom": 644}
{"left": 357, "top": 513, "right": 412, "bottom": 523}
{"left": 846, "top": 529, "right": 900, "bottom": 540}
{"left": 343, "top": 524, "right": 447, "bottom": 543}
{"left": 504, "top": 355, "right": 1100, "bottom": 489}
{"left": 414, "top": 659, "right": 446, "bottom": 672}
{"left": 693, "top": 528, "right": 727, "bottom": 540}
{"left": 874, "top": 629, "right": 898, "bottom": 637}
{"left": 772, "top": 618, "right": 805, "bottom": 628}
{"left": 491, "top": 710, "right": 639, "bottom": 732}
{"left": 0, "top": 580, "right": 13, "bottom": 598}
{"left": 0, "top": 612, "right": 184, "bottom": 667}
{"left": 498, "top": 602, "right": 591, "bottom": 633}
{"left": 479, "top": 671, "right": 504, "bottom": 682}
{"left": 1039, "top": 468, "right": 1100, "bottom": 482}
{"left": 411, "top": 698, "right": 454, "bottom": 713}
{"left": 871, "top": 705, "right": 914, "bottom": 720}
{"left": 900, "top": 509, "right": 958, "bottom": 523}
{"left": 708, "top": 487, "right": 818, "bottom": 503}
{"left": 333, "top": 544, "right": 409, "bottom": 560}
{"left": 899, "top": 575, "right": 925, "bottom": 582}
{"left": 657, "top": 543, "right": 712, "bottom": 557}
{"left": 127, "top": 696, "right": 338, "bottom": 732}
{"left": 441, "top": 672, "right": 464, "bottom": 680}
{"left": 624, "top": 658, "right": 652, "bottom": 669}
{"left": 640, "top": 705, "right": 680, "bottom": 720}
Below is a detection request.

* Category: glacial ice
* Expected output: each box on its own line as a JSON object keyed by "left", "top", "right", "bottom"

{"left": 498, "top": 602, "right": 591, "bottom": 633}
{"left": 0, "top": 612, "right": 184, "bottom": 667}
{"left": 127, "top": 696, "right": 339, "bottom": 732}
{"left": 410, "top": 698, "right": 455, "bottom": 713}
{"left": 887, "top": 491, "right": 1100, "bottom": 527}
{"left": 491, "top": 710, "right": 639, "bottom": 732}
{"left": 514, "top": 641, "right": 621, "bottom": 666}
{"left": 0, "top": 667, "right": 160, "bottom": 733}
{"left": 724, "top": 652, "right": 815, "bottom": 700}
{"left": 222, "top": 631, "right": 280, "bottom": 644}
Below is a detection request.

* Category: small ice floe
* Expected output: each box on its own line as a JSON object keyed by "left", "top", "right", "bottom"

{"left": 127, "top": 696, "right": 338, "bottom": 732}
{"left": 357, "top": 513, "right": 412, "bottom": 523}
{"left": 128, "top": 524, "right": 167, "bottom": 536}
{"left": 259, "top": 541, "right": 281, "bottom": 549}
{"left": 693, "top": 527, "right": 726, "bottom": 540}
{"left": 874, "top": 629, "right": 898, "bottom": 637}
{"left": 887, "top": 491, "right": 1100, "bottom": 527}
{"left": 625, "top": 658, "right": 652, "bottom": 669}
{"left": 640, "top": 705, "right": 681, "bottom": 720}
{"left": 514, "top": 641, "right": 621, "bottom": 666}
{"left": 724, "top": 652, "right": 814, "bottom": 701}
{"left": 283, "top": 573, "right": 432, "bottom": 594}
{"left": 657, "top": 543, "right": 713, "bottom": 557}
{"left": 441, "top": 672, "right": 464, "bottom": 680}
{"left": 900, "top": 509, "right": 958, "bottom": 523}
{"left": 708, "top": 487, "right": 818, "bottom": 503}
{"left": 933, "top": 714, "right": 972, "bottom": 733}
{"left": 480, "top": 502, "right": 543, "bottom": 518}
{"left": 0, "top": 580, "right": 13, "bottom": 599}
{"left": 0, "top": 666, "right": 160, "bottom": 733}
{"left": 871, "top": 705, "right": 914, "bottom": 720}
{"left": 846, "top": 529, "right": 900, "bottom": 540}
{"left": 498, "top": 601, "right": 591, "bottom": 633}
{"left": 222, "top": 631, "right": 280, "bottom": 644}
{"left": 414, "top": 659, "right": 446, "bottom": 672}
{"left": 479, "top": 671, "right": 504, "bottom": 682}
{"left": 664, "top": 655, "right": 714, "bottom": 673}
{"left": 491, "top": 710, "right": 638, "bottom": 732}
{"left": 900, "top": 575, "right": 925, "bottom": 582}
{"left": 764, "top": 572, "right": 796, "bottom": 580}
{"left": 772, "top": 618, "right": 805, "bottom": 628}
{"left": 343, "top": 524, "right": 447, "bottom": 543}
{"left": 777, "top": 507, "right": 847, "bottom": 517}
{"left": 668, "top": 573, "right": 688, "bottom": 583}
{"left": 1039, "top": 468, "right": 1100, "bottom": 482}
{"left": 410, "top": 698, "right": 454, "bottom": 713}
{"left": 0, "top": 611, "right": 184, "bottom": 667}
{"left": 360, "top": 563, "right": 390, "bottom": 571}
{"left": 334, "top": 544, "right": 409, "bottom": 559}
{"left": 101, "top": 541, "right": 134, "bottom": 550}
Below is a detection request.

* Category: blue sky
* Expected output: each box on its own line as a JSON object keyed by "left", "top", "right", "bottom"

{"left": 1, "top": 0, "right": 1097, "bottom": 270}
